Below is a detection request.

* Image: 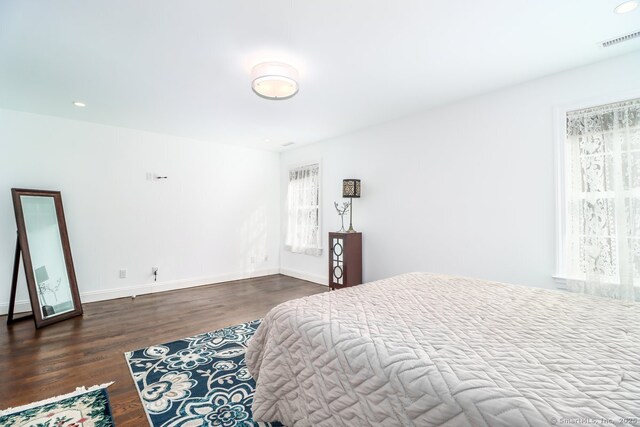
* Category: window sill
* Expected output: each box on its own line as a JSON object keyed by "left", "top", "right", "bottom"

{"left": 552, "top": 275, "right": 640, "bottom": 291}
{"left": 284, "top": 246, "right": 323, "bottom": 257}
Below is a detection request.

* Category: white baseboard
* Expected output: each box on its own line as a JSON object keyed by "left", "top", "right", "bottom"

{"left": 552, "top": 275, "right": 568, "bottom": 290}
{"left": 0, "top": 268, "right": 280, "bottom": 316}
{"left": 1, "top": 300, "right": 32, "bottom": 316}
{"left": 279, "top": 268, "right": 327, "bottom": 286}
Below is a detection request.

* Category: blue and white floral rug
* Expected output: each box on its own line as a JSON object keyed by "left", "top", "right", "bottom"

{"left": 0, "top": 382, "right": 114, "bottom": 427}
{"left": 125, "top": 319, "right": 282, "bottom": 427}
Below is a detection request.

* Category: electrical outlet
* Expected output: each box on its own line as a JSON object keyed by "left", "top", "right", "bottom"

{"left": 250, "top": 257, "right": 256, "bottom": 264}
{"left": 146, "top": 172, "right": 154, "bottom": 181}
{"left": 119, "top": 269, "right": 127, "bottom": 279}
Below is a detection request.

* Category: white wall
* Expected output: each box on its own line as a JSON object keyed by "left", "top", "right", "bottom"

{"left": 2, "top": 52, "right": 638, "bottom": 315}
{"left": 280, "top": 51, "right": 640, "bottom": 289}
{"left": 0, "top": 109, "right": 280, "bottom": 314}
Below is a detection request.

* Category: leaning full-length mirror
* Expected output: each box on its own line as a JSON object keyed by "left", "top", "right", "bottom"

{"left": 11, "top": 189, "right": 82, "bottom": 328}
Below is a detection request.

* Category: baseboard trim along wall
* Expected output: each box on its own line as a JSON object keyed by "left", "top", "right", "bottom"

{"left": 0, "top": 268, "right": 280, "bottom": 316}
{"left": 279, "top": 268, "right": 327, "bottom": 286}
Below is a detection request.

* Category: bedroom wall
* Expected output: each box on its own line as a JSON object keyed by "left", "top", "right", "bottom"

{"left": 0, "top": 109, "right": 281, "bottom": 314}
{"left": 279, "top": 51, "right": 640, "bottom": 289}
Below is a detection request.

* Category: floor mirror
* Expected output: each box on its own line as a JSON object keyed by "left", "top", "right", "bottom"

{"left": 9, "top": 189, "right": 83, "bottom": 328}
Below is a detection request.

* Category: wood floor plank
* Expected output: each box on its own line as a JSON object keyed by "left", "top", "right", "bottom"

{"left": 0, "top": 274, "right": 327, "bottom": 426}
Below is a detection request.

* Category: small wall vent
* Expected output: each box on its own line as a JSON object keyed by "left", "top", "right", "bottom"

{"left": 600, "top": 30, "right": 640, "bottom": 48}
{"left": 281, "top": 142, "right": 295, "bottom": 147}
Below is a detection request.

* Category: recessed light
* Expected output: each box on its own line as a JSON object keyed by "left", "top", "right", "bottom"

{"left": 615, "top": 0, "right": 638, "bottom": 14}
{"left": 264, "top": 138, "right": 271, "bottom": 143}
{"left": 72, "top": 101, "right": 86, "bottom": 107}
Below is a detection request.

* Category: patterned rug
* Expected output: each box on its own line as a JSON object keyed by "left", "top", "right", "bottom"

{"left": 125, "top": 319, "right": 281, "bottom": 427}
{"left": 0, "top": 382, "right": 114, "bottom": 427}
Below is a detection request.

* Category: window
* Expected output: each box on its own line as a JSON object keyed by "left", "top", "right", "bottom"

{"left": 285, "top": 163, "right": 322, "bottom": 256}
{"left": 560, "top": 97, "right": 640, "bottom": 301}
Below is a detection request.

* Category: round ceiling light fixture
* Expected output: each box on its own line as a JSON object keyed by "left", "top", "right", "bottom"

{"left": 251, "top": 62, "right": 299, "bottom": 100}
{"left": 615, "top": 0, "right": 638, "bottom": 13}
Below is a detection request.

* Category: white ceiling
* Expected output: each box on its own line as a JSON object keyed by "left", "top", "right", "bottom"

{"left": 1, "top": 0, "right": 639, "bottom": 151}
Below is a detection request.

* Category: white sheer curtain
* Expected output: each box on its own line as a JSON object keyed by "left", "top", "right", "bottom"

{"left": 285, "top": 164, "right": 322, "bottom": 256}
{"left": 565, "top": 98, "right": 640, "bottom": 301}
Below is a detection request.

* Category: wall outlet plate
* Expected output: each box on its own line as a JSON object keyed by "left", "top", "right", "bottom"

{"left": 119, "top": 269, "right": 127, "bottom": 279}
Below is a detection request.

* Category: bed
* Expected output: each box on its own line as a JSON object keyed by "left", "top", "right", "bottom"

{"left": 246, "top": 273, "right": 640, "bottom": 426}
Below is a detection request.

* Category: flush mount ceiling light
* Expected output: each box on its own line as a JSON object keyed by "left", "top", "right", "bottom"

{"left": 72, "top": 101, "right": 86, "bottom": 107}
{"left": 251, "top": 62, "right": 299, "bottom": 100}
{"left": 615, "top": 0, "right": 638, "bottom": 14}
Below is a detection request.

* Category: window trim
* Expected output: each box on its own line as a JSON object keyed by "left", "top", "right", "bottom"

{"left": 553, "top": 89, "right": 640, "bottom": 288}
{"left": 284, "top": 159, "right": 323, "bottom": 256}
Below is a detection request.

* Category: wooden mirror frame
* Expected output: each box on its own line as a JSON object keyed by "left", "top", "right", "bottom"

{"left": 11, "top": 189, "right": 83, "bottom": 328}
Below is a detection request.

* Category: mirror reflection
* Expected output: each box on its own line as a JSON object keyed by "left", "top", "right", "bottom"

{"left": 21, "top": 195, "right": 75, "bottom": 319}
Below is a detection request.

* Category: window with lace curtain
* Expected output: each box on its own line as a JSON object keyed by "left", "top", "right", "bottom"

{"left": 562, "top": 97, "right": 640, "bottom": 301}
{"left": 285, "top": 163, "right": 322, "bottom": 256}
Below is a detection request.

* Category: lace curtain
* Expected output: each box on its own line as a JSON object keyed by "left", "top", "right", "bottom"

{"left": 565, "top": 98, "right": 640, "bottom": 301}
{"left": 285, "top": 164, "right": 322, "bottom": 256}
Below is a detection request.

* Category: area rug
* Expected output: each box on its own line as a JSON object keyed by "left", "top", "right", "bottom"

{"left": 125, "top": 319, "right": 281, "bottom": 427}
{"left": 0, "top": 382, "right": 114, "bottom": 427}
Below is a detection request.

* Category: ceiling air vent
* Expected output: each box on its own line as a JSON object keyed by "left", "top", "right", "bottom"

{"left": 600, "top": 30, "right": 640, "bottom": 48}
{"left": 281, "top": 142, "right": 295, "bottom": 147}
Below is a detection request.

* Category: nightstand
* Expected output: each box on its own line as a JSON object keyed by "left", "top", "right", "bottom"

{"left": 328, "top": 232, "right": 362, "bottom": 290}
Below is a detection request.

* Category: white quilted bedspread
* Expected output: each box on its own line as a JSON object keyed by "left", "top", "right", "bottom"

{"left": 246, "top": 273, "right": 640, "bottom": 426}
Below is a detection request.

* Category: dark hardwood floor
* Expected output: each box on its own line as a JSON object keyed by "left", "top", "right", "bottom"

{"left": 0, "top": 274, "right": 326, "bottom": 426}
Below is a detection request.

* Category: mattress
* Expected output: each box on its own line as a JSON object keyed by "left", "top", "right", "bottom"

{"left": 246, "top": 273, "right": 640, "bottom": 426}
